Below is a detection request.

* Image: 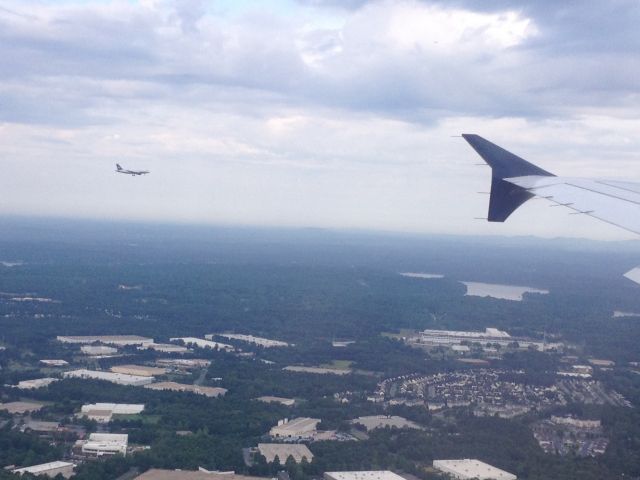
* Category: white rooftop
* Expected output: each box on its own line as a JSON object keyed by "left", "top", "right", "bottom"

{"left": 63, "top": 369, "right": 154, "bottom": 385}
{"left": 13, "top": 461, "right": 75, "bottom": 474}
{"left": 89, "top": 432, "right": 128, "bottom": 443}
{"left": 170, "top": 337, "right": 234, "bottom": 351}
{"left": 209, "top": 333, "right": 289, "bottom": 348}
{"left": 270, "top": 417, "right": 320, "bottom": 436}
{"left": 257, "top": 443, "right": 314, "bottom": 463}
{"left": 422, "top": 328, "right": 511, "bottom": 339}
{"left": 325, "top": 471, "right": 407, "bottom": 480}
{"left": 17, "top": 377, "right": 58, "bottom": 389}
{"left": 81, "top": 403, "right": 144, "bottom": 414}
{"left": 81, "top": 432, "right": 129, "bottom": 455}
{"left": 433, "top": 459, "right": 516, "bottom": 480}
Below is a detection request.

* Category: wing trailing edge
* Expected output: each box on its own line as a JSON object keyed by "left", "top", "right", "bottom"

{"left": 462, "top": 134, "right": 555, "bottom": 221}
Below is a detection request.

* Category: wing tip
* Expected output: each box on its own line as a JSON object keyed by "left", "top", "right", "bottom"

{"left": 624, "top": 267, "right": 640, "bottom": 285}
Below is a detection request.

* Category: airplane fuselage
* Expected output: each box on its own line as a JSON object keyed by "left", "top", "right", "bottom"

{"left": 115, "top": 164, "right": 149, "bottom": 176}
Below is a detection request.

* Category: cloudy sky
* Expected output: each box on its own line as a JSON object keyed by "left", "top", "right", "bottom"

{"left": 1, "top": 0, "right": 639, "bottom": 239}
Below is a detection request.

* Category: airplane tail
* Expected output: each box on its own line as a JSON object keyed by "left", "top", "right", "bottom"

{"left": 116, "top": 163, "right": 123, "bottom": 171}
{"left": 462, "top": 134, "right": 555, "bottom": 222}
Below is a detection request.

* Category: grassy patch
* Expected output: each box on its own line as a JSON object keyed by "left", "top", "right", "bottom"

{"left": 112, "top": 414, "right": 161, "bottom": 424}
{"left": 319, "top": 360, "right": 354, "bottom": 370}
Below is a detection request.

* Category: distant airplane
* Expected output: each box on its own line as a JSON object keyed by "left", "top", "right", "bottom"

{"left": 462, "top": 134, "right": 640, "bottom": 284}
{"left": 115, "top": 164, "right": 149, "bottom": 176}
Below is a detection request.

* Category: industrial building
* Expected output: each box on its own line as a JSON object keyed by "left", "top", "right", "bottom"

{"left": 12, "top": 461, "right": 75, "bottom": 478}
{"left": 170, "top": 337, "right": 234, "bottom": 351}
{"left": 144, "top": 382, "right": 227, "bottom": 397}
{"left": 63, "top": 369, "right": 154, "bottom": 386}
{"left": 324, "top": 472, "right": 406, "bottom": 480}
{"left": 256, "top": 396, "right": 296, "bottom": 406}
{"left": 57, "top": 335, "right": 153, "bottom": 346}
{"left": 155, "top": 358, "right": 211, "bottom": 370}
{"left": 269, "top": 417, "right": 320, "bottom": 440}
{"left": 141, "top": 343, "right": 191, "bottom": 353}
{"left": 256, "top": 443, "right": 314, "bottom": 463}
{"left": 17, "top": 377, "right": 58, "bottom": 389}
{"left": 20, "top": 420, "right": 61, "bottom": 435}
{"left": 432, "top": 459, "right": 517, "bottom": 480}
{"left": 350, "top": 415, "right": 422, "bottom": 431}
{"left": 80, "top": 403, "right": 145, "bottom": 423}
{"left": 207, "top": 333, "right": 290, "bottom": 348}
{"left": 0, "top": 401, "right": 45, "bottom": 414}
{"left": 415, "top": 328, "right": 561, "bottom": 352}
{"left": 284, "top": 366, "right": 351, "bottom": 375}
{"left": 39, "top": 359, "right": 69, "bottom": 366}
{"left": 332, "top": 340, "right": 356, "bottom": 348}
{"left": 78, "top": 433, "right": 128, "bottom": 457}
{"left": 111, "top": 364, "right": 168, "bottom": 377}
{"left": 135, "top": 469, "right": 270, "bottom": 480}
{"left": 81, "top": 345, "right": 118, "bottom": 356}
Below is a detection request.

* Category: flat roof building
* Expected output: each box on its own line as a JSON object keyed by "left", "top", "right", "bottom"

{"left": 433, "top": 459, "right": 517, "bottom": 480}
{"left": 17, "top": 377, "right": 58, "bottom": 389}
{"left": 79, "top": 433, "right": 128, "bottom": 457}
{"left": 80, "top": 409, "right": 113, "bottom": 424}
{"left": 13, "top": 461, "right": 75, "bottom": 478}
{"left": 284, "top": 366, "right": 351, "bottom": 375}
{"left": 81, "top": 345, "right": 118, "bottom": 356}
{"left": 110, "top": 365, "right": 168, "bottom": 377}
{"left": 40, "top": 359, "right": 69, "bottom": 367}
{"left": 155, "top": 359, "right": 211, "bottom": 369}
{"left": 170, "top": 337, "right": 234, "bottom": 351}
{"left": 269, "top": 417, "right": 320, "bottom": 439}
{"left": 256, "top": 396, "right": 296, "bottom": 406}
{"left": 58, "top": 335, "right": 153, "bottom": 346}
{"left": 257, "top": 443, "right": 314, "bottom": 463}
{"left": 63, "top": 369, "right": 154, "bottom": 386}
{"left": 324, "top": 472, "right": 406, "bottom": 480}
{"left": 144, "top": 382, "right": 227, "bottom": 397}
{"left": 417, "top": 328, "right": 560, "bottom": 352}
{"left": 80, "top": 403, "right": 144, "bottom": 422}
{"left": 0, "top": 401, "right": 45, "bottom": 414}
{"left": 135, "top": 470, "right": 270, "bottom": 480}
{"left": 21, "top": 420, "right": 61, "bottom": 434}
{"left": 141, "top": 343, "right": 191, "bottom": 353}
{"left": 350, "top": 415, "right": 422, "bottom": 431}
{"left": 207, "top": 333, "right": 290, "bottom": 348}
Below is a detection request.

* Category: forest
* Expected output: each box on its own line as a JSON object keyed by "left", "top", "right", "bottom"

{"left": 1, "top": 219, "right": 640, "bottom": 479}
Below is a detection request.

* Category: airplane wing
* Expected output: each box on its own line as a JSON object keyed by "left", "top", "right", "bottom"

{"left": 462, "top": 134, "right": 640, "bottom": 283}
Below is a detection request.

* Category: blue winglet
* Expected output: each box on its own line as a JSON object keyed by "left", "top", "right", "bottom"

{"left": 462, "top": 134, "right": 555, "bottom": 222}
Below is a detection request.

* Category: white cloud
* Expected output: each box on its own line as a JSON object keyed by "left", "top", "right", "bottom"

{"left": 0, "top": 0, "right": 638, "bottom": 240}
{"left": 386, "top": 3, "right": 536, "bottom": 51}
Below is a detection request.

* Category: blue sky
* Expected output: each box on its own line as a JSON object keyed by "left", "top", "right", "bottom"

{"left": 0, "top": 0, "right": 639, "bottom": 239}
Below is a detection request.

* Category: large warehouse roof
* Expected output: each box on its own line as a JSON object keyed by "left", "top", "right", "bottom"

{"left": 324, "top": 471, "right": 407, "bottom": 480}
{"left": 433, "top": 459, "right": 517, "bottom": 480}
{"left": 257, "top": 443, "right": 314, "bottom": 463}
{"left": 12, "top": 461, "right": 75, "bottom": 475}
{"left": 63, "top": 369, "right": 154, "bottom": 386}
{"left": 135, "top": 469, "right": 268, "bottom": 480}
